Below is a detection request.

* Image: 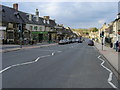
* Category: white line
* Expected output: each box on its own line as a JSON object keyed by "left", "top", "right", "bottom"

{"left": 0, "top": 49, "right": 62, "bottom": 74}
{"left": 97, "top": 55, "right": 117, "bottom": 88}
{"left": 52, "top": 52, "right": 55, "bottom": 56}
{"left": 39, "top": 50, "right": 62, "bottom": 53}
{"left": 0, "top": 55, "right": 50, "bottom": 73}
{"left": 0, "top": 66, "right": 11, "bottom": 74}
{"left": 69, "top": 44, "right": 79, "bottom": 48}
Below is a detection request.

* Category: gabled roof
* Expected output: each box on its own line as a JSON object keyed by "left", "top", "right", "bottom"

{"left": 0, "top": 4, "right": 56, "bottom": 26}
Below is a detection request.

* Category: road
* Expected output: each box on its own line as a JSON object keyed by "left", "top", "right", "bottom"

{"left": 1, "top": 39, "right": 118, "bottom": 88}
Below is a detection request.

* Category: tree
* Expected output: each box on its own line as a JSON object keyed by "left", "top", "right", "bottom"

{"left": 90, "top": 27, "right": 98, "bottom": 32}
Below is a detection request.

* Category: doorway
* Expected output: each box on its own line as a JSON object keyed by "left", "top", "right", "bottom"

{"left": 38, "top": 34, "right": 43, "bottom": 43}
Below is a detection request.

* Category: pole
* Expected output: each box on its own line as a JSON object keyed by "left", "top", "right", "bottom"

{"left": 102, "top": 37, "right": 103, "bottom": 50}
{"left": 20, "top": 24, "right": 22, "bottom": 48}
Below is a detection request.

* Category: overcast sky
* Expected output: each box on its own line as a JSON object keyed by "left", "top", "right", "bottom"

{"left": 1, "top": 2, "right": 118, "bottom": 29}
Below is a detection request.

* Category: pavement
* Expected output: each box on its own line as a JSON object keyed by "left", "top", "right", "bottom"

{"left": 94, "top": 42, "right": 119, "bottom": 75}
{"left": 1, "top": 40, "right": 119, "bottom": 88}
{"left": 1, "top": 42, "right": 58, "bottom": 53}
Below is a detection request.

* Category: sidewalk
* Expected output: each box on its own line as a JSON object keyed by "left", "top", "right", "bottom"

{"left": 0, "top": 43, "right": 57, "bottom": 53}
{"left": 94, "top": 42, "right": 119, "bottom": 74}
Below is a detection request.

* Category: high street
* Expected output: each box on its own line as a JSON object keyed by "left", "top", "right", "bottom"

{"left": 1, "top": 39, "right": 118, "bottom": 88}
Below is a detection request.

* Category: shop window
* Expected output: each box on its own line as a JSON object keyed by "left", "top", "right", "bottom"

{"left": 7, "top": 32, "right": 14, "bottom": 39}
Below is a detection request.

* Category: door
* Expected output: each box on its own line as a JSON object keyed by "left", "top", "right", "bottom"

{"left": 38, "top": 34, "right": 43, "bottom": 42}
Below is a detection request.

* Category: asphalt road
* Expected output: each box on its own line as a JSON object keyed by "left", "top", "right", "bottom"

{"left": 2, "top": 40, "right": 118, "bottom": 88}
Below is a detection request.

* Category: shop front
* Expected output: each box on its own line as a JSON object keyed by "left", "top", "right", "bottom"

{"left": 0, "top": 26, "right": 6, "bottom": 44}
{"left": 48, "top": 32, "right": 57, "bottom": 43}
{"left": 31, "top": 31, "right": 48, "bottom": 43}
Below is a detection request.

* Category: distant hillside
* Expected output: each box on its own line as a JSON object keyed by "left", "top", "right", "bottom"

{"left": 72, "top": 28, "right": 98, "bottom": 37}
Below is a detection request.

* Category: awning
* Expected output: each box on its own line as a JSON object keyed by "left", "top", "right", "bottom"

{"left": 31, "top": 31, "right": 48, "bottom": 34}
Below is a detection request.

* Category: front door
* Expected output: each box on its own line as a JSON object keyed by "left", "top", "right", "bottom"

{"left": 38, "top": 34, "right": 43, "bottom": 43}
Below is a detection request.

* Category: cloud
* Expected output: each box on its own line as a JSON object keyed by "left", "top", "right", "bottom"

{"left": 98, "top": 19, "right": 106, "bottom": 24}
{"left": 2, "top": 2, "right": 118, "bottom": 28}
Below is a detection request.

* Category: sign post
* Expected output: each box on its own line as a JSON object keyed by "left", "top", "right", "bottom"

{"left": 18, "top": 24, "right": 22, "bottom": 48}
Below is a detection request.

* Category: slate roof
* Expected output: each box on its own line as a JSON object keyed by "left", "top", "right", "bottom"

{"left": 0, "top": 4, "right": 56, "bottom": 27}
{"left": 0, "top": 5, "right": 24, "bottom": 24}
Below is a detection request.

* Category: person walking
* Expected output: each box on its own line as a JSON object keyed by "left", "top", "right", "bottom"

{"left": 115, "top": 41, "right": 119, "bottom": 52}
{"left": 110, "top": 42, "right": 113, "bottom": 48}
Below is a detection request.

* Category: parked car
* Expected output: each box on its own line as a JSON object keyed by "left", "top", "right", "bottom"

{"left": 66, "top": 39, "right": 71, "bottom": 44}
{"left": 75, "top": 39, "right": 79, "bottom": 42}
{"left": 78, "top": 40, "right": 83, "bottom": 43}
{"left": 88, "top": 40, "right": 94, "bottom": 46}
{"left": 72, "top": 39, "right": 76, "bottom": 43}
{"left": 58, "top": 40, "right": 66, "bottom": 45}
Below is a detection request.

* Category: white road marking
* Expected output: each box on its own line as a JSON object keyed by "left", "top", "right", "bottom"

{"left": 0, "top": 50, "right": 62, "bottom": 74}
{"left": 52, "top": 52, "right": 55, "bottom": 56}
{"left": 69, "top": 44, "right": 79, "bottom": 48}
{"left": 98, "top": 55, "right": 117, "bottom": 88}
{"left": 39, "top": 50, "right": 62, "bottom": 53}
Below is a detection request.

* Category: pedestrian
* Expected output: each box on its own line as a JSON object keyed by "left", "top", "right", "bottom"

{"left": 115, "top": 41, "right": 119, "bottom": 52}
{"left": 118, "top": 42, "right": 120, "bottom": 52}
{"left": 110, "top": 42, "right": 113, "bottom": 48}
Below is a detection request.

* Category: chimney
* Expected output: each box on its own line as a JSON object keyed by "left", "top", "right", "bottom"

{"left": 35, "top": 9, "right": 39, "bottom": 22}
{"left": 13, "top": 3, "right": 18, "bottom": 11}
{"left": 35, "top": 9, "right": 39, "bottom": 16}
{"left": 117, "top": 13, "right": 120, "bottom": 19}
{"left": 29, "top": 14, "right": 32, "bottom": 21}
{"left": 44, "top": 16, "right": 50, "bottom": 20}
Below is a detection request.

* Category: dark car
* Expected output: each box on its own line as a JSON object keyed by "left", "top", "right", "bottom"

{"left": 88, "top": 40, "right": 94, "bottom": 46}
{"left": 78, "top": 40, "right": 83, "bottom": 43}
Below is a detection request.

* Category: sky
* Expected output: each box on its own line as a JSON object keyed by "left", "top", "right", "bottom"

{"left": 1, "top": 1, "right": 119, "bottom": 29}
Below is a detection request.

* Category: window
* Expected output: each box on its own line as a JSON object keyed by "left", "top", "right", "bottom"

{"left": 34, "top": 26, "right": 38, "bottom": 30}
{"left": 39, "top": 27, "right": 42, "bottom": 31}
{"left": 43, "top": 19, "right": 46, "bottom": 23}
{"left": 8, "top": 23, "right": 13, "bottom": 28}
{"left": 47, "top": 20, "right": 49, "bottom": 24}
{"left": 30, "top": 26, "right": 33, "bottom": 30}
{"left": 7, "top": 32, "right": 14, "bottom": 39}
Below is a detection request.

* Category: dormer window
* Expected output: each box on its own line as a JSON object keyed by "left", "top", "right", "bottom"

{"left": 43, "top": 19, "right": 46, "bottom": 23}
{"left": 47, "top": 20, "right": 49, "bottom": 24}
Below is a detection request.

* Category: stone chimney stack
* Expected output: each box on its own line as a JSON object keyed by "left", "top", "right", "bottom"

{"left": 43, "top": 16, "right": 50, "bottom": 20}
{"left": 117, "top": 13, "right": 120, "bottom": 19}
{"left": 36, "top": 9, "right": 39, "bottom": 16}
{"left": 13, "top": 3, "right": 18, "bottom": 11}
{"left": 29, "top": 14, "right": 32, "bottom": 21}
{"left": 35, "top": 9, "right": 39, "bottom": 22}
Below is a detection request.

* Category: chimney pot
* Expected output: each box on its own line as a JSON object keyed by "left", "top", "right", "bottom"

{"left": 43, "top": 16, "right": 50, "bottom": 20}
{"left": 13, "top": 3, "right": 18, "bottom": 11}
{"left": 36, "top": 8, "right": 39, "bottom": 16}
